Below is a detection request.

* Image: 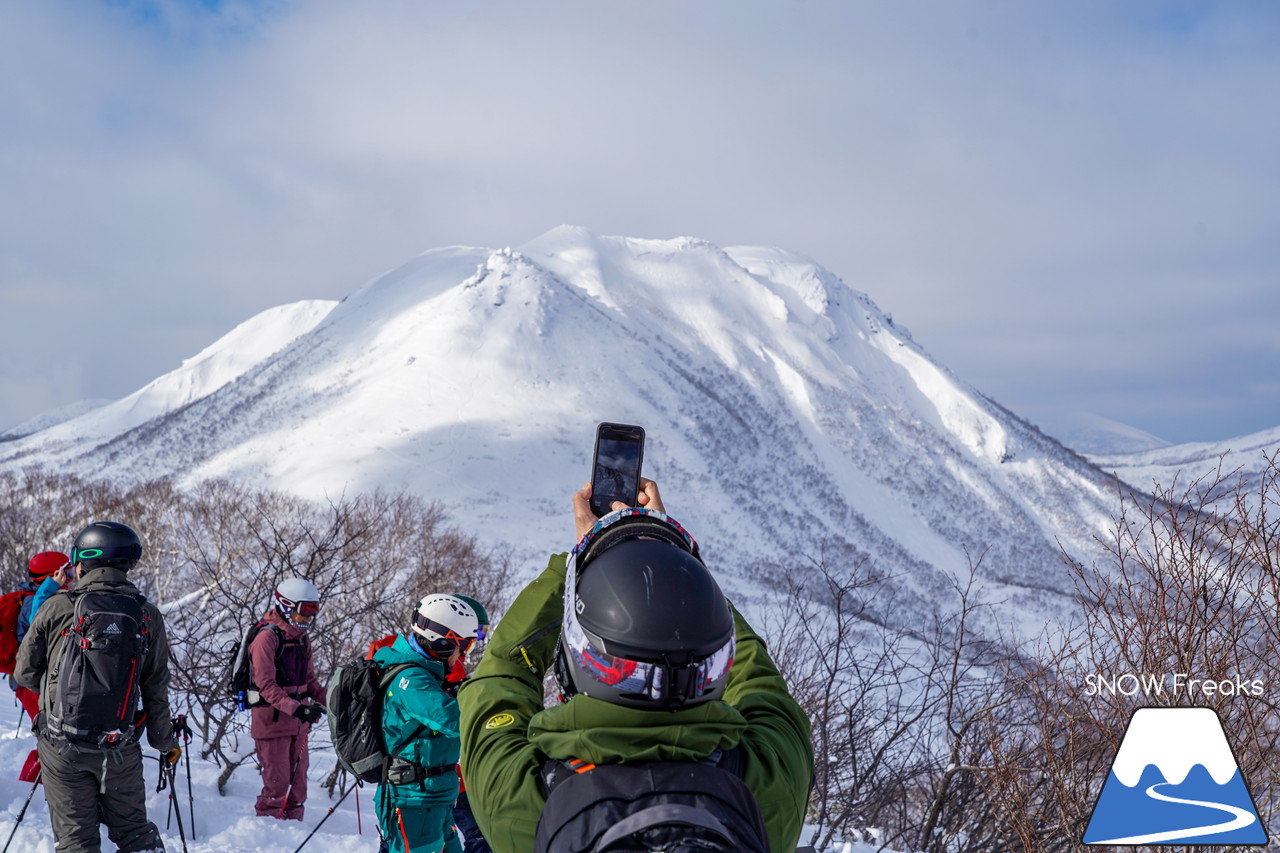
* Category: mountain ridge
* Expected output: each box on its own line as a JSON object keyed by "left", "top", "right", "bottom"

{"left": 1, "top": 227, "right": 1128, "bottom": 633}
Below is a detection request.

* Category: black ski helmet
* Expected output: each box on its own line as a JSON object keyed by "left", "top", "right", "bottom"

{"left": 71, "top": 521, "right": 143, "bottom": 571}
{"left": 555, "top": 509, "right": 735, "bottom": 711}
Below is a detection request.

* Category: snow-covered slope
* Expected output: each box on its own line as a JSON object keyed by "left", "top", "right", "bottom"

{"left": 1, "top": 298, "right": 336, "bottom": 451}
{"left": 1089, "top": 425, "right": 1280, "bottom": 503}
{"left": 0, "top": 397, "right": 113, "bottom": 440}
{"left": 1043, "top": 412, "right": 1172, "bottom": 455}
{"left": 1, "top": 228, "right": 1124, "bottom": 630}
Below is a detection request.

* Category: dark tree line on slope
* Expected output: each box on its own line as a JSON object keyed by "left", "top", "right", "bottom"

{"left": 3, "top": 456, "right": 1277, "bottom": 851}
{"left": 757, "top": 451, "right": 1279, "bottom": 853}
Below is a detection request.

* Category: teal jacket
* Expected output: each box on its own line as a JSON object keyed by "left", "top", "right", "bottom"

{"left": 458, "top": 554, "right": 813, "bottom": 853}
{"left": 373, "top": 634, "right": 461, "bottom": 804}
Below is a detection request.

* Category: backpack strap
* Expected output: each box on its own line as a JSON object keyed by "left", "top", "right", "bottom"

{"left": 596, "top": 805, "right": 736, "bottom": 852}
{"left": 377, "top": 661, "right": 436, "bottom": 786}
{"left": 543, "top": 747, "right": 742, "bottom": 794}
{"left": 380, "top": 662, "right": 438, "bottom": 753}
{"left": 252, "top": 623, "right": 301, "bottom": 678}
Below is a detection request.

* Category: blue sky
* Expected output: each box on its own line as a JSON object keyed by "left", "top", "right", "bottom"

{"left": 2, "top": 0, "right": 1277, "bottom": 446}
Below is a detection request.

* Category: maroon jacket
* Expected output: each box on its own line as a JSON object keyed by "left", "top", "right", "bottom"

{"left": 248, "top": 608, "right": 326, "bottom": 739}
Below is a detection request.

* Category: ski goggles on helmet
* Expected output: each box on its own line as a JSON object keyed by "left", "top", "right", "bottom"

{"left": 562, "top": 508, "right": 733, "bottom": 704}
{"left": 277, "top": 595, "right": 322, "bottom": 616}
{"left": 572, "top": 506, "right": 701, "bottom": 565}
{"left": 413, "top": 613, "right": 477, "bottom": 653}
{"left": 70, "top": 543, "right": 142, "bottom": 564}
{"left": 560, "top": 593, "right": 734, "bottom": 703}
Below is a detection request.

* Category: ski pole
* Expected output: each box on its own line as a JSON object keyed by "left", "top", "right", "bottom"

{"left": 184, "top": 740, "right": 195, "bottom": 838}
{"left": 175, "top": 715, "right": 196, "bottom": 838}
{"left": 290, "top": 781, "right": 356, "bottom": 853}
{"left": 166, "top": 761, "right": 190, "bottom": 853}
{"left": 2, "top": 771, "right": 41, "bottom": 853}
{"left": 280, "top": 746, "right": 304, "bottom": 819}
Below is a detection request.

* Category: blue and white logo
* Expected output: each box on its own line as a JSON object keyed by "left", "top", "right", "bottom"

{"left": 1084, "top": 707, "right": 1267, "bottom": 845}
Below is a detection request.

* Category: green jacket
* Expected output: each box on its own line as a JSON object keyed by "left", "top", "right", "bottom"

{"left": 458, "top": 554, "right": 813, "bottom": 853}
{"left": 374, "top": 634, "right": 461, "bottom": 803}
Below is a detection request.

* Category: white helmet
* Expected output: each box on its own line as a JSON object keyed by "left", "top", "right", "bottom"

{"left": 412, "top": 594, "right": 479, "bottom": 657}
{"left": 275, "top": 577, "right": 321, "bottom": 618}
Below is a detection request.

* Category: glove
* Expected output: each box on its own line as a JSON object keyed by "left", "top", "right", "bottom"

{"left": 173, "top": 714, "right": 193, "bottom": 739}
{"left": 164, "top": 747, "right": 182, "bottom": 766}
{"left": 292, "top": 703, "right": 324, "bottom": 725}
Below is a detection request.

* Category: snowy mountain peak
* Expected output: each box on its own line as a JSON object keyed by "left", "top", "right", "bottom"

{"left": 4, "top": 299, "right": 336, "bottom": 451}
{"left": 1112, "top": 708, "right": 1242, "bottom": 787}
{"left": 0, "top": 228, "right": 1123, "bottom": 631}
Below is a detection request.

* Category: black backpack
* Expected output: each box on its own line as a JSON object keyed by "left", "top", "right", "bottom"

{"left": 46, "top": 590, "right": 150, "bottom": 748}
{"left": 534, "top": 748, "right": 769, "bottom": 853}
{"left": 327, "top": 657, "right": 430, "bottom": 784}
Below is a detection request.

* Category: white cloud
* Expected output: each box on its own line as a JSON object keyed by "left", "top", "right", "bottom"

{"left": 1, "top": 0, "right": 1278, "bottom": 442}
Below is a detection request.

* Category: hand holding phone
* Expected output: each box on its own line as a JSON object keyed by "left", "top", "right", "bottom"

{"left": 589, "top": 423, "right": 645, "bottom": 518}
{"left": 574, "top": 478, "right": 666, "bottom": 541}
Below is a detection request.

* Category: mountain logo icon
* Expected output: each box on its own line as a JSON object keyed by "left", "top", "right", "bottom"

{"left": 1083, "top": 707, "right": 1267, "bottom": 845}
{"left": 104, "top": 622, "right": 123, "bottom": 635}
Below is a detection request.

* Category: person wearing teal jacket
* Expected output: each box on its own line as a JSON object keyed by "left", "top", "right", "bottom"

{"left": 374, "top": 594, "right": 481, "bottom": 853}
{"left": 458, "top": 480, "right": 813, "bottom": 853}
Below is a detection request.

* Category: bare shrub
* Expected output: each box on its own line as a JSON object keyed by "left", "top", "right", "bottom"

{"left": 0, "top": 471, "right": 513, "bottom": 794}
{"left": 756, "top": 545, "right": 1019, "bottom": 852}
{"left": 761, "top": 452, "right": 1279, "bottom": 852}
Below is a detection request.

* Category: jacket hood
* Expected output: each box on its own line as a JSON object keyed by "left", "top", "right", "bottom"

{"left": 76, "top": 566, "right": 144, "bottom": 597}
{"left": 373, "top": 634, "right": 447, "bottom": 680}
{"left": 527, "top": 694, "right": 747, "bottom": 765}
{"left": 260, "top": 606, "right": 312, "bottom": 640}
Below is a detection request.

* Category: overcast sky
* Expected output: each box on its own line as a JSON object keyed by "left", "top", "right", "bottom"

{"left": 2, "top": 0, "right": 1277, "bottom": 446}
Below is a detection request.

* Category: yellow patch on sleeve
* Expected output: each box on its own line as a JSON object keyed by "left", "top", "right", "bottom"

{"left": 484, "top": 712, "right": 516, "bottom": 730}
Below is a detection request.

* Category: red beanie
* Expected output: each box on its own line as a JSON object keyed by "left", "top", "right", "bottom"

{"left": 28, "top": 551, "right": 69, "bottom": 580}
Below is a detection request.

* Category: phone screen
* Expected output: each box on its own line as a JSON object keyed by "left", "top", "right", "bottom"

{"left": 590, "top": 424, "right": 645, "bottom": 517}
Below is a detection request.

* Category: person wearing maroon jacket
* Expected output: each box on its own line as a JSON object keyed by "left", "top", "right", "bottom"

{"left": 249, "top": 577, "right": 327, "bottom": 820}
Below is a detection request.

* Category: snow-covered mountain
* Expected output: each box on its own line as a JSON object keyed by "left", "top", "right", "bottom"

{"left": 0, "top": 227, "right": 1126, "bottom": 630}
{"left": 6, "top": 299, "right": 336, "bottom": 447}
{"left": 1042, "top": 412, "right": 1172, "bottom": 455}
{"left": 0, "top": 397, "right": 113, "bottom": 440}
{"left": 1089, "top": 424, "right": 1280, "bottom": 505}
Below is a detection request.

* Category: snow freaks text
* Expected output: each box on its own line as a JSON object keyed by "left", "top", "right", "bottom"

{"left": 1084, "top": 673, "right": 1266, "bottom": 698}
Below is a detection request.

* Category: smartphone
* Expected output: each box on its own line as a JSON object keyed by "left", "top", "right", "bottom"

{"left": 590, "top": 422, "right": 646, "bottom": 518}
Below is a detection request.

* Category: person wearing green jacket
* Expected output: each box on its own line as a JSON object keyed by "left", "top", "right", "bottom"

{"left": 373, "top": 594, "right": 480, "bottom": 853}
{"left": 457, "top": 479, "right": 813, "bottom": 853}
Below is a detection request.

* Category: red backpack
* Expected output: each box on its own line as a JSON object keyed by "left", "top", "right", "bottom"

{"left": 0, "top": 589, "right": 35, "bottom": 675}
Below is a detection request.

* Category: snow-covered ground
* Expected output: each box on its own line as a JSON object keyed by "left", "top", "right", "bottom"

{"left": 0, "top": 692, "right": 871, "bottom": 853}
{"left": 0, "top": 692, "right": 366, "bottom": 853}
